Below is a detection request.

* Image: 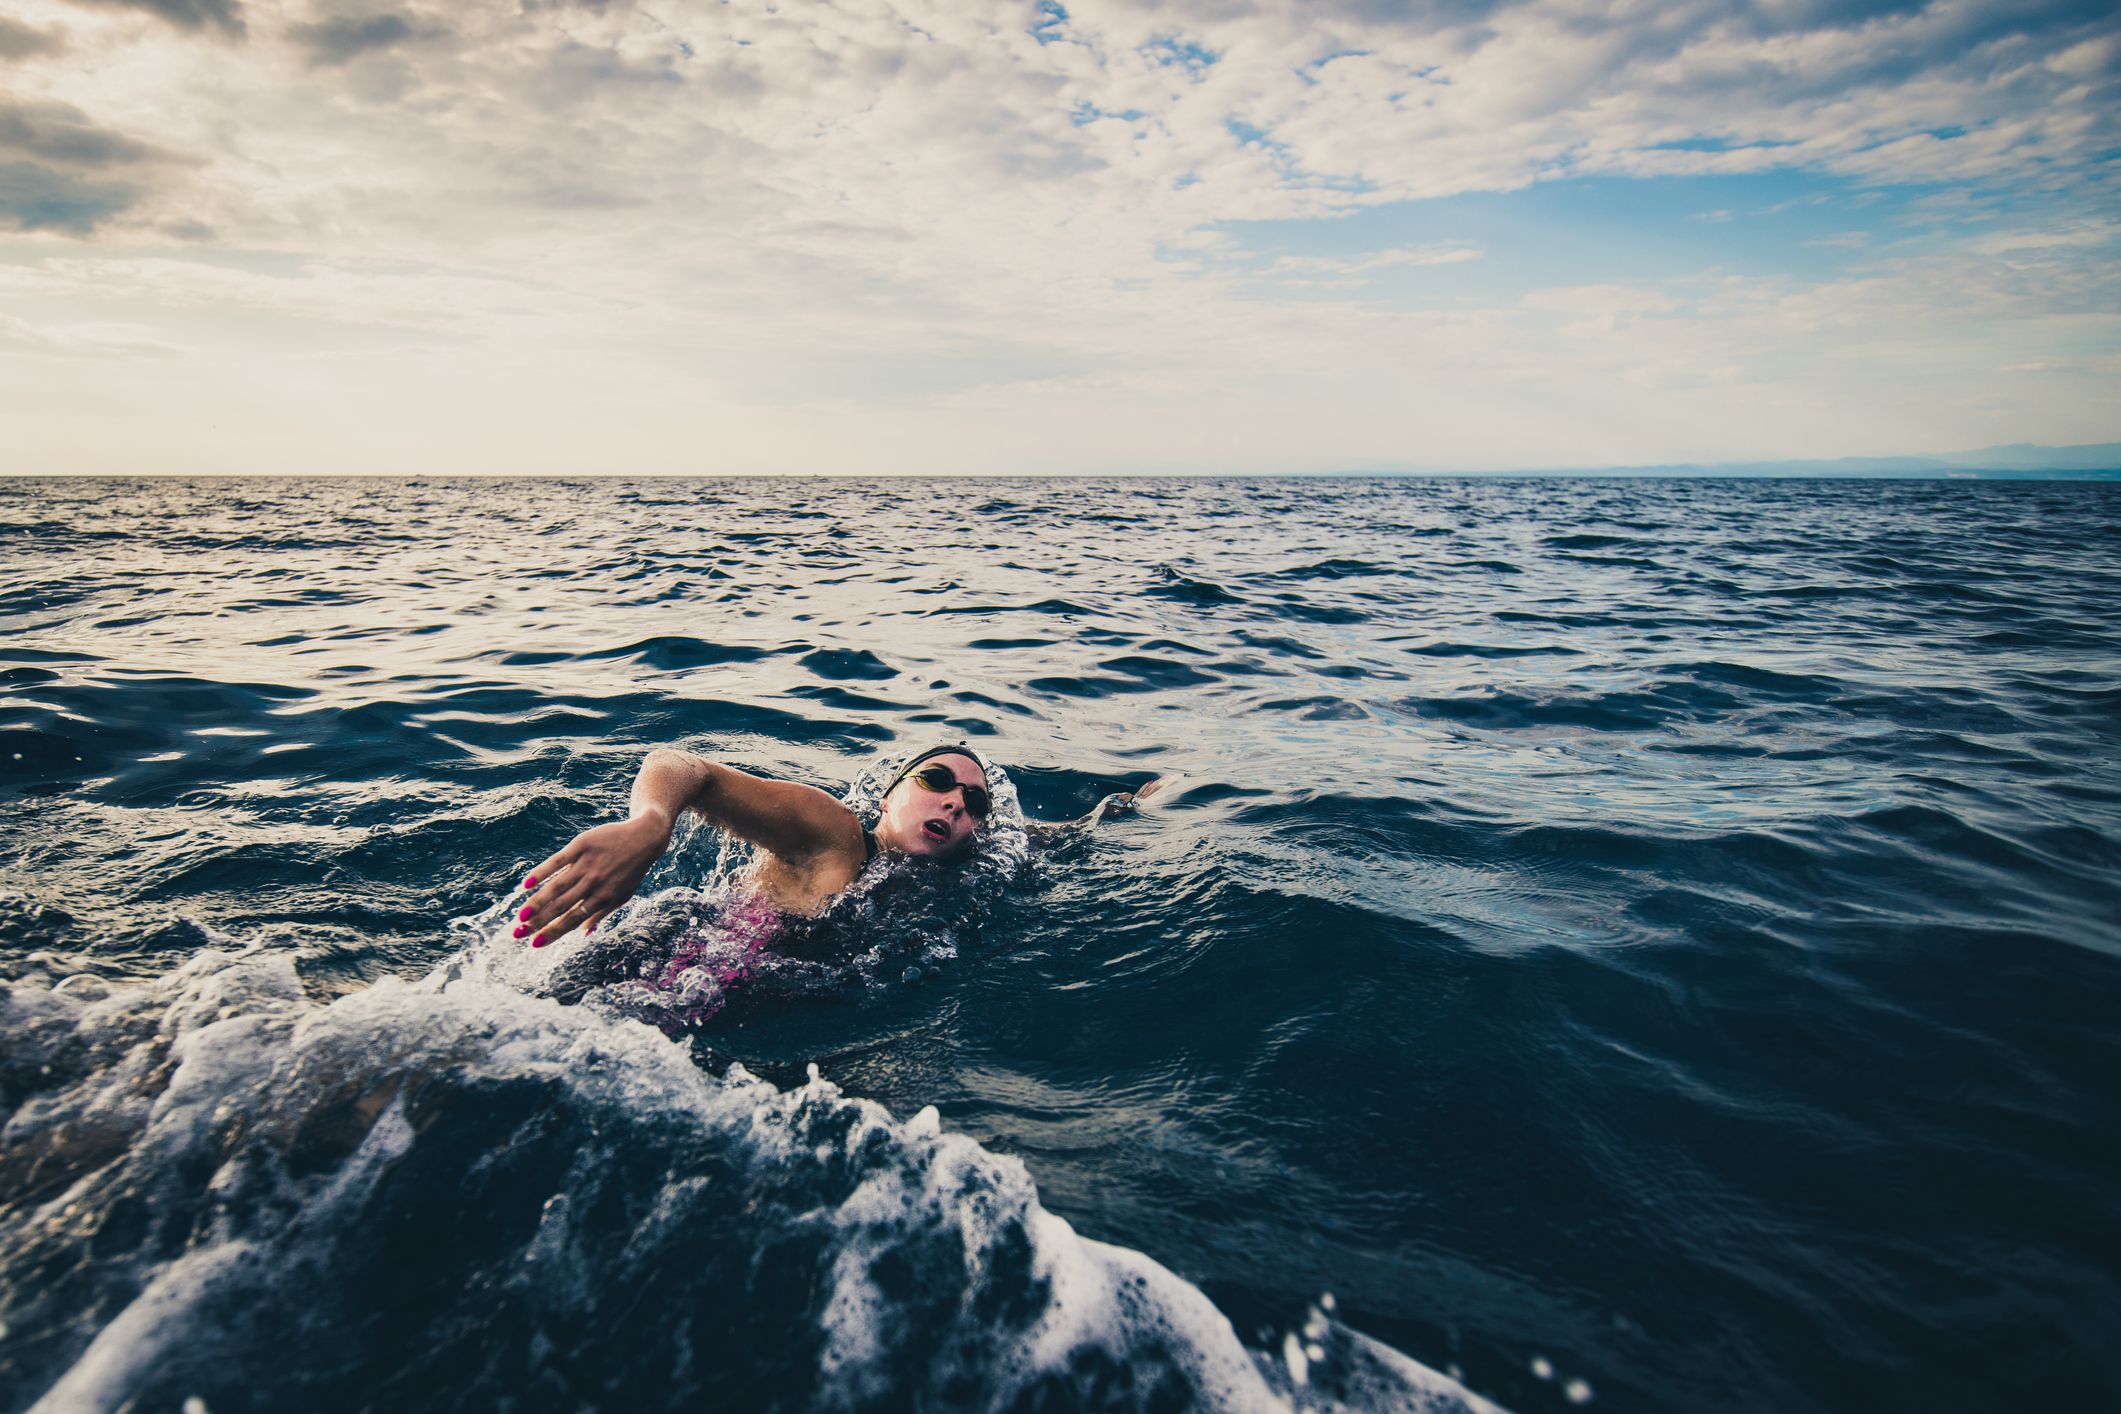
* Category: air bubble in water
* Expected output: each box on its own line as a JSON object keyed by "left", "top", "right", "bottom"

{"left": 1565, "top": 1377, "right": 1595, "bottom": 1403}
{"left": 1531, "top": 1355, "right": 1554, "bottom": 1379}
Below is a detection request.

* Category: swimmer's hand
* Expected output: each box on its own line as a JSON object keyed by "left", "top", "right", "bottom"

{"left": 1123, "top": 774, "right": 1176, "bottom": 808}
{"left": 515, "top": 812, "right": 672, "bottom": 947}
{"left": 1033, "top": 774, "right": 1180, "bottom": 836}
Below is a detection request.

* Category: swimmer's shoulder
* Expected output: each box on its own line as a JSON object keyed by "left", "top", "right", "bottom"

{"left": 751, "top": 810, "right": 871, "bottom": 915}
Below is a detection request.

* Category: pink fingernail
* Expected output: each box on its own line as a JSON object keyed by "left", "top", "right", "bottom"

{"left": 532, "top": 934, "right": 547, "bottom": 947}
{"left": 524, "top": 875, "right": 538, "bottom": 889}
{"left": 518, "top": 906, "right": 533, "bottom": 922}
{"left": 513, "top": 925, "right": 528, "bottom": 939}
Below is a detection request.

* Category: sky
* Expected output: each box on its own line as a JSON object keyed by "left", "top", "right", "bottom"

{"left": 1, "top": 0, "right": 2116, "bottom": 475}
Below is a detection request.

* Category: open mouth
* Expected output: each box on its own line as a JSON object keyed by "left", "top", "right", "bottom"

{"left": 920, "top": 817, "right": 951, "bottom": 843}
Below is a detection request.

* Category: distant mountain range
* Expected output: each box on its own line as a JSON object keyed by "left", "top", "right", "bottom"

{"left": 1477, "top": 442, "right": 2121, "bottom": 478}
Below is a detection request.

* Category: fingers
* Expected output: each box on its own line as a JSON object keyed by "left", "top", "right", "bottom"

{"left": 514, "top": 866, "right": 568, "bottom": 937}
{"left": 515, "top": 830, "right": 610, "bottom": 941}
{"left": 525, "top": 841, "right": 576, "bottom": 894}
{"left": 530, "top": 897, "right": 597, "bottom": 949}
{"left": 518, "top": 871, "right": 598, "bottom": 944}
{"left": 513, "top": 856, "right": 637, "bottom": 945}
{"left": 513, "top": 817, "right": 666, "bottom": 947}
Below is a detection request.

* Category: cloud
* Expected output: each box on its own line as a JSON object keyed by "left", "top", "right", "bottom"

{"left": 0, "top": 161, "right": 141, "bottom": 235}
{"left": 1265, "top": 244, "right": 1481, "bottom": 280}
{"left": 287, "top": 11, "right": 433, "bottom": 69}
{"left": 69, "top": 0, "right": 245, "bottom": 38}
{"left": 1968, "top": 220, "right": 2119, "bottom": 255}
{"left": 14, "top": 1, "right": 2116, "bottom": 250}
{"left": 1064, "top": 0, "right": 2120, "bottom": 200}
{"left": 0, "top": 98, "right": 175, "bottom": 234}
{"left": 0, "top": 309, "right": 174, "bottom": 358}
{"left": 0, "top": 0, "right": 2113, "bottom": 469}
{"left": 0, "top": 96, "right": 166, "bottom": 167}
{"left": 0, "top": 17, "right": 68, "bottom": 59}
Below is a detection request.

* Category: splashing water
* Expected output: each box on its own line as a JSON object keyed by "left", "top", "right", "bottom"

{"left": 0, "top": 937, "right": 1494, "bottom": 1413}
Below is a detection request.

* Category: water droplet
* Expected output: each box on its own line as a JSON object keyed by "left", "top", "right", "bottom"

{"left": 1283, "top": 1331, "right": 1309, "bottom": 1386}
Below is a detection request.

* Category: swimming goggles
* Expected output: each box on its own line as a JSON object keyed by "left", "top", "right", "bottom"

{"left": 905, "top": 763, "right": 992, "bottom": 819}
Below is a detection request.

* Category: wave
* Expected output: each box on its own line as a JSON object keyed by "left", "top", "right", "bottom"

{"left": 0, "top": 945, "right": 1498, "bottom": 1414}
{"left": 1148, "top": 566, "right": 1246, "bottom": 607}
{"left": 581, "top": 635, "right": 777, "bottom": 671}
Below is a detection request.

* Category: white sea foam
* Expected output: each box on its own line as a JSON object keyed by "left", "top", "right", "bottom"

{"left": 1, "top": 942, "right": 1503, "bottom": 1413}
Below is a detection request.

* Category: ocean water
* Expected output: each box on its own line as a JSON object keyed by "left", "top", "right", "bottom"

{"left": 2, "top": 475, "right": 2117, "bottom": 1413}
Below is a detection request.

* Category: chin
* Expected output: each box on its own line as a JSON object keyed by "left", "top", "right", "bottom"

{"left": 898, "top": 830, "right": 971, "bottom": 860}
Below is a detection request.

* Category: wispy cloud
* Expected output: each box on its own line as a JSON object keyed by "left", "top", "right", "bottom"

{"left": 1969, "top": 220, "right": 2121, "bottom": 255}
{"left": 1268, "top": 246, "right": 1482, "bottom": 276}
{"left": 0, "top": 308, "right": 175, "bottom": 358}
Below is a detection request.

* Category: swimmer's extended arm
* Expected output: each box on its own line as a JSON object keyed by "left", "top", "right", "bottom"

{"left": 1028, "top": 775, "right": 1178, "bottom": 839}
{"left": 516, "top": 749, "right": 859, "bottom": 946}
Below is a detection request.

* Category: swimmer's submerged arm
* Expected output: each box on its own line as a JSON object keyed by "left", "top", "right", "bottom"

{"left": 517, "top": 750, "right": 860, "bottom": 946}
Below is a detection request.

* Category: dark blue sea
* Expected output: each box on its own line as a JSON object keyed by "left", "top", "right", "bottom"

{"left": 3, "top": 475, "right": 2118, "bottom": 1414}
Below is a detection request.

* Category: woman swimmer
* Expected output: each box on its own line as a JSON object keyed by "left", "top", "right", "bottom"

{"left": 512, "top": 745, "right": 1163, "bottom": 948}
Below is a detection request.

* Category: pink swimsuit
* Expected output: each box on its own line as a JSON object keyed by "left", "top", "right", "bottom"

{"left": 647, "top": 830, "right": 874, "bottom": 1025}
{"left": 651, "top": 893, "right": 782, "bottom": 1023}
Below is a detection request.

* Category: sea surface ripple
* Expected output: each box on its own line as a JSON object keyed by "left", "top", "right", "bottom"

{"left": 2, "top": 475, "right": 2118, "bottom": 1413}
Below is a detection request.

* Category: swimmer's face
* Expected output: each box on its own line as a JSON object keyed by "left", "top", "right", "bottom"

{"left": 874, "top": 752, "right": 985, "bottom": 859}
